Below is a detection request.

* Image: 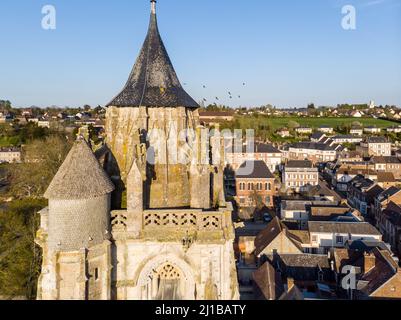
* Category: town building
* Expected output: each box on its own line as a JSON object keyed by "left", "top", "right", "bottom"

{"left": 235, "top": 160, "right": 277, "bottom": 208}
{"left": 386, "top": 126, "right": 401, "bottom": 134}
{"left": 225, "top": 143, "right": 282, "bottom": 172}
{"left": 331, "top": 247, "right": 401, "bottom": 300}
{"left": 334, "top": 166, "right": 377, "bottom": 192}
{"left": 310, "top": 132, "right": 326, "bottom": 143}
{"left": 377, "top": 201, "right": 401, "bottom": 255}
{"left": 337, "top": 150, "right": 364, "bottom": 163}
{"left": 0, "top": 147, "right": 22, "bottom": 163}
{"left": 308, "top": 221, "right": 382, "bottom": 254}
{"left": 376, "top": 172, "right": 397, "bottom": 189}
{"left": 276, "top": 128, "right": 291, "bottom": 138}
{"left": 283, "top": 160, "right": 319, "bottom": 192}
{"left": 350, "top": 127, "right": 364, "bottom": 136}
{"left": 253, "top": 254, "right": 335, "bottom": 300}
{"left": 318, "top": 126, "right": 334, "bottom": 134}
{"left": 295, "top": 127, "right": 313, "bottom": 135}
{"left": 199, "top": 111, "right": 235, "bottom": 125}
{"left": 374, "top": 187, "right": 401, "bottom": 254}
{"left": 331, "top": 135, "right": 363, "bottom": 144}
{"left": 281, "top": 200, "right": 348, "bottom": 230}
{"left": 0, "top": 114, "right": 13, "bottom": 123}
{"left": 288, "top": 142, "right": 338, "bottom": 163}
{"left": 371, "top": 156, "right": 401, "bottom": 179}
{"left": 38, "top": 120, "right": 51, "bottom": 128}
{"left": 358, "top": 137, "right": 392, "bottom": 157}
{"left": 351, "top": 110, "right": 363, "bottom": 118}
{"left": 347, "top": 175, "right": 383, "bottom": 217}
{"left": 254, "top": 217, "right": 303, "bottom": 258}
{"left": 364, "top": 126, "right": 382, "bottom": 134}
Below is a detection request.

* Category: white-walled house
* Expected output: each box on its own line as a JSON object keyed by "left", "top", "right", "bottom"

{"left": 281, "top": 200, "right": 311, "bottom": 230}
{"left": 283, "top": 160, "right": 319, "bottom": 192}
{"left": 331, "top": 135, "right": 363, "bottom": 144}
{"left": 307, "top": 221, "right": 382, "bottom": 254}
{"left": 350, "top": 127, "right": 363, "bottom": 136}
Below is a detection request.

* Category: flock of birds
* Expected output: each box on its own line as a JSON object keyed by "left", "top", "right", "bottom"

{"left": 182, "top": 82, "right": 247, "bottom": 105}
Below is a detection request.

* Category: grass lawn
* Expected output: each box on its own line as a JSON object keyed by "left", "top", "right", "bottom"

{"left": 234, "top": 116, "right": 399, "bottom": 131}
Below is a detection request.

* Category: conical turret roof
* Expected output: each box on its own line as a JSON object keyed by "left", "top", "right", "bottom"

{"left": 108, "top": 1, "right": 199, "bottom": 109}
{"left": 44, "top": 138, "right": 115, "bottom": 200}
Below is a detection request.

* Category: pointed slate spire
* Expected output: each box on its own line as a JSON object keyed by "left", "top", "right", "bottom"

{"left": 108, "top": 0, "right": 199, "bottom": 109}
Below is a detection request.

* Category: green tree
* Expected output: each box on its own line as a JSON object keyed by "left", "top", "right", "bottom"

{"left": 288, "top": 120, "right": 300, "bottom": 129}
{"left": 0, "top": 100, "right": 12, "bottom": 112}
{"left": 7, "top": 136, "right": 72, "bottom": 199}
{"left": 0, "top": 198, "right": 46, "bottom": 299}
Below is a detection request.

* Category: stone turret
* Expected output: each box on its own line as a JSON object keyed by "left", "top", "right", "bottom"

{"left": 44, "top": 137, "right": 115, "bottom": 251}
{"left": 36, "top": 137, "right": 115, "bottom": 300}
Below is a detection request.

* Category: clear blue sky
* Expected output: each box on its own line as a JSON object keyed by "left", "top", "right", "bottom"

{"left": 1, "top": 0, "right": 400, "bottom": 108}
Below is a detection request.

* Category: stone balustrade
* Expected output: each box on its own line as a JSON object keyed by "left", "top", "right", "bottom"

{"left": 111, "top": 203, "right": 233, "bottom": 234}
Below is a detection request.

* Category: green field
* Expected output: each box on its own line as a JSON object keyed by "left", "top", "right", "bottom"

{"left": 233, "top": 116, "right": 399, "bottom": 131}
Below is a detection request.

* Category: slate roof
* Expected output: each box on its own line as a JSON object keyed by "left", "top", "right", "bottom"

{"left": 44, "top": 138, "right": 115, "bottom": 200}
{"left": 378, "top": 186, "right": 401, "bottom": 202}
{"left": 229, "top": 143, "right": 280, "bottom": 154}
{"left": 286, "top": 160, "right": 313, "bottom": 169}
{"left": 291, "top": 142, "right": 337, "bottom": 151}
{"left": 309, "top": 206, "right": 350, "bottom": 221}
{"left": 288, "top": 230, "right": 310, "bottom": 245}
{"left": 264, "top": 254, "right": 333, "bottom": 282}
{"left": 366, "top": 137, "right": 389, "bottom": 143}
{"left": 255, "top": 143, "right": 281, "bottom": 154}
{"left": 281, "top": 200, "right": 311, "bottom": 211}
{"left": 0, "top": 147, "right": 21, "bottom": 152}
{"left": 336, "top": 167, "right": 376, "bottom": 176}
{"left": 107, "top": 2, "right": 198, "bottom": 108}
{"left": 254, "top": 217, "right": 307, "bottom": 256}
{"left": 371, "top": 156, "right": 401, "bottom": 164}
{"left": 311, "top": 132, "right": 325, "bottom": 141}
{"left": 349, "top": 175, "right": 375, "bottom": 190}
{"left": 377, "top": 172, "right": 396, "bottom": 183}
{"left": 308, "top": 221, "right": 381, "bottom": 236}
{"left": 345, "top": 240, "right": 390, "bottom": 252}
{"left": 332, "top": 248, "right": 363, "bottom": 273}
{"left": 253, "top": 262, "right": 284, "bottom": 300}
{"left": 236, "top": 160, "right": 275, "bottom": 179}
{"left": 254, "top": 217, "right": 285, "bottom": 256}
{"left": 357, "top": 248, "right": 398, "bottom": 296}
{"left": 333, "top": 135, "right": 363, "bottom": 140}
{"left": 382, "top": 202, "right": 401, "bottom": 227}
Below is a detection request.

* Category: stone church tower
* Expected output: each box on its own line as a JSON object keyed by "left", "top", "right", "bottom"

{"left": 36, "top": 0, "right": 239, "bottom": 300}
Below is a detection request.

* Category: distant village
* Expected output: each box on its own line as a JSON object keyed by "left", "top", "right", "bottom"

{"left": 200, "top": 100, "right": 401, "bottom": 300}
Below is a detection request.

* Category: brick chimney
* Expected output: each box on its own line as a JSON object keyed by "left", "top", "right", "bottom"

{"left": 364, "top": 252, "right": 376, "bottom": 273}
